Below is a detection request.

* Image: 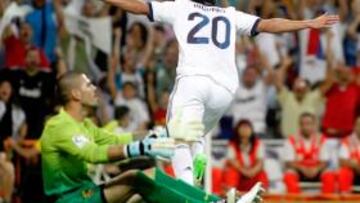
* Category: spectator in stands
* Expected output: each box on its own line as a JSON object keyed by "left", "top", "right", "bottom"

{"left": 283, "top": 112, "right": 336, "bottom": 194}
{"left": 322, "top": 62, "right": 360, "bottom": 138}
{"left": 125, "top": 22, "right": 154, "bottom": 73}
{"left": 127, "top": 22, "right": 148, "bottom": 62}
{"left": 4, "top": 48, "right": 59, "bottom": 139}
{"left": 105, "top": 105, "right": 132, "bottom": 133}
{"left": 338, "top": 116, "right": 360, "bottom": 193}
{"left": 108, "top": 28, "right": 145, "bottom": 98}
{"left": 343, "top": 0, "right": 360, "bottom": 67}
{"left": 152, "top": 25, "right": 167, "bottom": 63}
{"left": 156, "top": 39, "right": 178, "bottom": 96}
{"left": 119, "top": 48, "right": 145, "bottom": 96}
{"left": 145, "top": 70, "right": 168, "bottom": 126}
{"left": 296, "top": 0, "right": 346, "bottom": 84}
{"left": 108, "top": 30, "right": 150, "bottom": 132}
{"left": 2, "top": 22, "right": 49, "bottom": 69}
{"left": 0, "top": 79, "right": 26, "bottom": 203}
{"left": 275, "top": 56, "right": 324, "bottom": 137}
{"left": 224, "top": 119, "right": 269, "bottom": 192}
{"left": 2, "top": 47, "right": 65, "bottom": 202}
{"left": 231, "top": 51, "right": 274, "bottom": 136}
{"left": 0, "top": 79, "right": 27, "bottom": 141}
{"left": 25, "top": 0, "right": 58, "bottom": 63}
{"left": 57, "top": 0, "right": 105, "bottom": 79}
{"left": 113, "top": 81, "right": 150, "bottom": 131}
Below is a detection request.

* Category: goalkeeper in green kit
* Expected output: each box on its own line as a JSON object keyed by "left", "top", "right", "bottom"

{"left": 40, "top": 72, "right": 263, "bottom": 203}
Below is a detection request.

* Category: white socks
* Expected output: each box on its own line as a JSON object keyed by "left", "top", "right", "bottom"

{"left": 171, "top": 143, "right": 194, "bottom": 185}
{"left": 172, "top": 138, "right": 206, "bottom": 185}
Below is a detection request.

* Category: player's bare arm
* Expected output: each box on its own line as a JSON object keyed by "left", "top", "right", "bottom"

{"left": 104, "top": 0, "right": 149, "bottom": 15}
{"left": 257, "top": 13, "right": 339, "bottom": 33}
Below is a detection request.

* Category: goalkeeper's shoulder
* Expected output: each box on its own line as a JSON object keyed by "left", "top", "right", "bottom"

{"left": 42, "top": 113, "right": 77, "bottom": 140}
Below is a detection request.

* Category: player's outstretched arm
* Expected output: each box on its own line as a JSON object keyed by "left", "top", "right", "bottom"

{"left": 107, "top": 136, "right": 175, "bottom": 162}
{"left": 103, "top": 0, "right": 149, "bottom": 15}
{"left": 257, "top": 13, "right": 339, "bottom": 33}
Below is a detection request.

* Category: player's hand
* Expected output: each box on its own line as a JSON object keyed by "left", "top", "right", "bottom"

{"left": 167, "top": 109, "right": 204, "bottom": 142}
{"left": 142, "top": 136, "right": 175, "bottom": 159}
{"left": 127, "top": 137, "right": 175, "bottom": 159}
{"left": 309, "top": 13, "right": 339, "bottom": 29}
{"left": 146, "top": 126, "right": 168, "bottom": 139}
{"left": 244, "top": 168, "right": 259, "bottom": 178}
{"left": 303, "top": 167, "right": 318, "bottom": 179}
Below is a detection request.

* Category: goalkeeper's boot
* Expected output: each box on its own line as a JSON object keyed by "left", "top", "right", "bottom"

{"left": 193, "top": 153, "right": 207, "bottom": 187}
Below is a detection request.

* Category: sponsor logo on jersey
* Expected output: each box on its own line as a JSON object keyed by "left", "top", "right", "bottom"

{"left": 72, "top": 134, "right": 89, "bottom": 149}
{"left": 82, "top": 189, "right": 94, "bottom": 199}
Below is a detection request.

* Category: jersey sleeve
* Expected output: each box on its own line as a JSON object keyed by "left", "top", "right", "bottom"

{"left": 148, "top": 1, "right": 176, "bottom": 24}
{"left": 52, "top": 122, "right": 110, "bottom": 164}
{"left": 84, "top": 119, "right": 133, "bottom": 145}
{"left": 234, "top": 11, "right": 261, "bottom": 37}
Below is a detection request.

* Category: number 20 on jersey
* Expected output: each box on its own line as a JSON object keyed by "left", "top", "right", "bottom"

{"left": 187, "top": 12, "right": 231, "bottom": 49}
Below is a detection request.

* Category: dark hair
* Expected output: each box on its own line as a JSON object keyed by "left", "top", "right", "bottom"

{"left": 56, "top": 72, "right": 83, "bottom": 105}
{"left": 122, "top": 81, "right": 137, "bottom": 90}
{"left": 299, "top": 112, "right": 316, "bottom": 123}
{"left": 129, "top": 22, "right": 148, "bottom": 49}
{"left": 115, "top": 106, "right": 130, "bottom": 119}
{"left": 154, "top": 24, "right": 165, "bottom": 33}
{"left": 231, "top": 119, "right": 257, "bottom": 152}
{"left": 164, "top": 39, "right": 178, "bottom": 54}
{"left": 0, "top": 80, "right": 21, "bottom": 107}
{"left": 25, "top": 46, "right": 39, "bottom": 56}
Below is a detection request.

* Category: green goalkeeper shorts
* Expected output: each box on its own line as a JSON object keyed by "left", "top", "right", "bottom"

{"left": 55, "top": 182, "right": 105, "bottom": 203}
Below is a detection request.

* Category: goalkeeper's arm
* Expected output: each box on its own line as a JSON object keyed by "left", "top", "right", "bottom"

{"left": 108, "top": 136, "right": 175, "bottom": 162}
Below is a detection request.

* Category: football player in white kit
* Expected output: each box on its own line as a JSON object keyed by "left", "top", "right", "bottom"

{"left": 103, "top": 0, "right": 338, "bottom": 201}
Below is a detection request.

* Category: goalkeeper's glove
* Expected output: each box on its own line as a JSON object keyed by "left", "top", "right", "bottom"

{"left": 125, "top": 136, "right": 175, "bottom": 159}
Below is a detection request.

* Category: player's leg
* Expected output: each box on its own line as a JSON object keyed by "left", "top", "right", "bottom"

{"left": 55, "top": 181, "right": 111, "bottom": 203}
{"left": 104, "top": 168, "right": 221, "bottom": 203}
{"left": 167, "top": 76, "right": 207, "bottom": 185}
{"left": 0, "top": 153, "right": 14, "bottom": 203}
{"left": 338, "top": 166, "right": 354, "bottom": 193}
{"left": 105, "top": 168, "right": 263, "bottom": 203}
{"left": 321, "top": 170, "right": 337, "bottom": 193}
{"left": 103, "top": 170, "right": 140, "bottom": 203}
{"left": 172, "top": 141, "right": 195, "bottom": 184}
{"left": 191, "top": 81, "right": 234, "bottom": 185}
{"left": 283, "top": 170, "right": 301, "bottom": 193}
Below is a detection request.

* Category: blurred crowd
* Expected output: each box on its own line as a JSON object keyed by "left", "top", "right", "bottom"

{"left": 0, "top": 0, "right": 359, "bottom": 202}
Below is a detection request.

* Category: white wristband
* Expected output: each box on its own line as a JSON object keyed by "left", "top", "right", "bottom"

{"left": 123, "top": 145, "right": 129, "bottom": 158}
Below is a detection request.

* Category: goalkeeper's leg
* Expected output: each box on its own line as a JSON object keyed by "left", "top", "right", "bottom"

{"left": 104, "top": 168, "right": 264, "bottom": 203}
{"left": 103, "top": 168, "right": 220, "bottom": 203}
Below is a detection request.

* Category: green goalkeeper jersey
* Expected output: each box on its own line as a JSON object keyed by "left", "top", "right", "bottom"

{"left": 40, "top": 109, "right": 133, "bottom": 196}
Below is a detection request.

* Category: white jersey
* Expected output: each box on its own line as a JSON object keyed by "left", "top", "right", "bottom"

{"left": 232, "top": 80, "right": 267, "bottom": 133}
{"left": 149, "top": 0, "right": 260, "bottom": 94}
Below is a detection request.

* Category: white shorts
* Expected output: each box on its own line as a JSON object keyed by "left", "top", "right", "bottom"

{"left": 167, "top": 75, "right": 234, "bottom": 135}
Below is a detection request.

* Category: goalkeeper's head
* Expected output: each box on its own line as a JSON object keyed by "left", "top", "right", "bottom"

{"left": 57, "top": 72, "right": 98, "bottom": 107}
